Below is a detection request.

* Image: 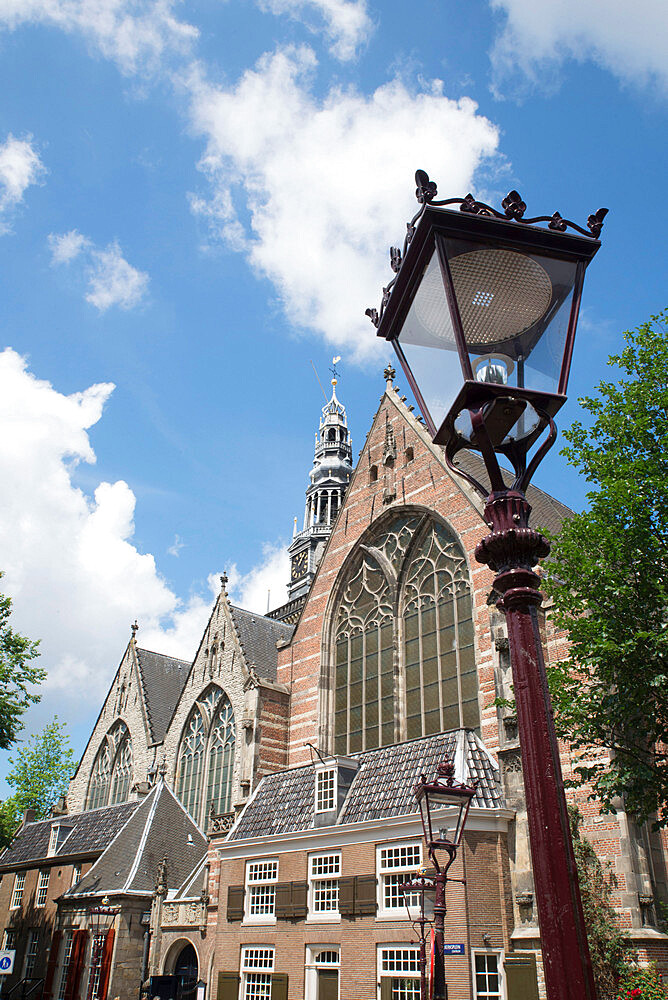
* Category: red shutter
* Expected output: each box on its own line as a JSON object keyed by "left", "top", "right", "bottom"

{"left": 43, "top": 930, "right": 62, "bottom": 1000}
{"left": 64, "top": 929, "right": 88, "bottom": 1000}
{"left": 96, "top": 928, "right": 115, "bottom": 1000}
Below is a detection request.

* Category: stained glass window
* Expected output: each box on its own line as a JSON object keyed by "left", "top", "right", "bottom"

{"left": 86, "top": 722, "right": 133, "bottom": 810}
{"left": 110, "top": 734, "right": 133, "bottom": 804}
{"left": 333, "top": 512, "right": 479, "bottom": 753}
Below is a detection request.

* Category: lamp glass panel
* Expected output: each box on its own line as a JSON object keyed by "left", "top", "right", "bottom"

{"left": 405, "top": 888, "right": 435, "bottom": 922}
{"left": 395, "top": 247, "right": 465, "bottom": 431}
{"left": 440, "top": 235, "right": 578, "bottom": 396}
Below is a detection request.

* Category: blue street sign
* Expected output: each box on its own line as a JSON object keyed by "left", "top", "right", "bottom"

{"left": 443, "top": 944, "right": 465, "bottom": 955}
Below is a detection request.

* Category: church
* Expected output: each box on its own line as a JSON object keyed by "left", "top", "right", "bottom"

{"left": 1, "top": 368, "right": 667, "bottom": 1000}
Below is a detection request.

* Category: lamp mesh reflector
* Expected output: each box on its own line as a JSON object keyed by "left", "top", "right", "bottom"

{"left": 413, "top": 248, "right": 552, "bottom": 348}
{"left": 450, "top": 248, "right": 552, "bottom": 345}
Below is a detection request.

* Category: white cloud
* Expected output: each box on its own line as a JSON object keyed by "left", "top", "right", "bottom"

{"left": 257, "top": 0, "right": 373, "bottom": 61}
{"left": 0, "top": 133, "right": 45, "bottom": 233}
{"left": 0, "top": 0, "right": 198, "bottom": 76}
{"left": 86, "top": 241, "right": 149, "bottom": 311}
{"left": 186, "top": 46, "right": 500, "bottom": 360}
{"left": 48, "top": 229, "right": 90, "bottom": 263}
{"left": 49, "top": 231, "right": 149, "bottom": 311}
{"left": 226, "top": 541, "right": 290, "bottom": 614}
{"left": 489, "top": 0, "right": 668, "bottom": 96}
{"left": 167, "top": 534, "right": 184, "bottom": 556}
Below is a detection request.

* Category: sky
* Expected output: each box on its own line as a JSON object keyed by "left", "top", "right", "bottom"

{"left": 0, "top": 0, "right": 666, "bottom": 785}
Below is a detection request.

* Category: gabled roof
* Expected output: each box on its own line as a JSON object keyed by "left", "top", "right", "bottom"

{"left": 0, "top": 801, "right": 140, "bottom": 870}
{"left": 135, "top": 647, "right": 191, "bottom": 744}
{"left": 65, "top": 780, "right": 207, "bottom": 898}
{"left": 229, "top": 730, "right": 503, "bottom": 841}
{"left": 229, "top": 606, "right": 294, "bottom": 680}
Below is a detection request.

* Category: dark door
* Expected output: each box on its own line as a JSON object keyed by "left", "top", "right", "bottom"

{"left": 317, "top": 968, "right": 338, "bottom": 1000}
{"left": 174, "top": 944, "right": 198, "bottom": 1000}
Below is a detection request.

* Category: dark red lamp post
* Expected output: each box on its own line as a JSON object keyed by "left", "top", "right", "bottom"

{"left": 367, "top": 170, "right": 607, "bottom": 1000}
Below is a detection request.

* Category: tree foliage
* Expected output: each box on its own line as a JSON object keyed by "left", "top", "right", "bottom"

{"left": 545, "top": 310, "right": 668, "bottom": 826}
{"left": 0, "top": 573, "right": 44, "bottom": 750}
{"left": 0, "top": 718, "right": 74, "bottom": 847}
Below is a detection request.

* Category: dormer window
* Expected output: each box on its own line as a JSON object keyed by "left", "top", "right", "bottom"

{"left": 315, "top": 768, "right": 336, "bottom": 813}
{"left": 48, "top": 823, "right": 73, "bottom": 857}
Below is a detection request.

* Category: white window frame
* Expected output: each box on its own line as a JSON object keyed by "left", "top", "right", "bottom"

{"left": 377, "top": 944, "right": 420, "bottom": 1000}
{"left": 86, "top": 932, "right": 106, "bottom": 1000}
{"left": 240, "top": 946, "right": 275, "bottom": 1000}
{"left": 376, "top": 842, "right": 422, "bottom": 917}
{"left": 472, "top": 950, "right": 504, "bottom": 1000}
{"left": 244, "top": 859, "right": 279, "bottom": 924}
{"left": 305, "top": 945, "right": 340, "bottom": 1000}
{"left": 315, "top": 768, "right": 336, "bottom": 813}
{"left": 36, "top": 870, "right": 50, "bottom": 907}
{"left": 48, "top": 826, "right": 59, "bottom": 857}
{"left": 307, "top": 852, "right": 341, "bottom": 921}
{"left": 71, "top": 865, "right": 82, "bottom": 887}
{"left": 57, "top": 930, "right": 75, "bottom": 1000}
{"left": 2, "top": 929, "right": 16, "bottom": 950}
{"left": 11, "top": 872, "right": 25, "bottom": 909}
{"left": 23, "top": 929, "right": 39, "bottom": 978}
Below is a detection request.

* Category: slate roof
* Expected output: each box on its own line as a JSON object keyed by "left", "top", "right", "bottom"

{"left": 229, "top": 729, "right": 503, "bottom": 841}
{"left": 135, "top": 647, "right": 191, "bottom": 744}
{"left": 0, "top": 801, "right": 140, "bottom": 870}
{"left": 66, "top": 781, "right": 207, "bottom": 898}
{"left": 229, "top": 606, "right": 294, "bottom": 681}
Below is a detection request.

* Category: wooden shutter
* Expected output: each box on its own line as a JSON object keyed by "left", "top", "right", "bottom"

{"left": 43, "top": 929, "right": 62, "bottom": 1000}
{"left": 275, "top": 883, "right": 292, "bottom": 919}
{"left": 97, "top": 928, "right": 115, "bottom": 1000}
{"left": 64, "top": 929, "right": 88, "bottom": 1000}
{"left": 504, "top": 953, "right": 539, "bottom": 1000}
{"left": 226, "top": 885, "right": 245, "bottom": 921}
{"left": 290, "top": 881, "right": 308, "bottom": 919}
{"left": 271, "top": 973, "right": 288, "bottom": 1000}
{"left": 217, "top": 971, "right": 240, "bottom": 1000}
{"left": 354, "top": 875, "right": 377, "bottom": 915}
{"left": 380, "top": 977, "right": 393, "bottom": 1000}
{"left": 338, "top": 876, "right": 355, "bottom": 916}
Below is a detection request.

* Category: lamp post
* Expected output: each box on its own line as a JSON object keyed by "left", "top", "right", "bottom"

{"left": 367, "top": 170, "right": 607, "bottom": 1000}
{"left": 399, "top": 872, "right": 435, "bottom": 1000}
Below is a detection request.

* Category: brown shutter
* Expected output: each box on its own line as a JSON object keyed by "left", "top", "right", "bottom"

{"left": 271, "top": 973, "right": 288, "bottom": 1000}
{"left": 226, "top": 885, "right": 245, "bottom": 921}
{"left": 354, "top": 875, "right": 377, "bottom": 915}
{"left": 43, "top": 929, "right": 62, "bottom": 1000}
{"left": 96, "top": 928, "right": 115, "bottom": 1000}
{"left": 217, "top": 971, "right": 240, "bottom": 1000}
{"left": 290, "top": 881, "right": 308, "bottom": 919}
{"left": 64, "top": 929, "right": 88, "bottom": 1000}
{"left": 380, "top": 977, "right": 393, "bottom": 1000}
{"left": 275, "top": 882, "right": 292, "bottom": 919}
{"left": 338, "top": 876, "right": 355, "bottom": 916}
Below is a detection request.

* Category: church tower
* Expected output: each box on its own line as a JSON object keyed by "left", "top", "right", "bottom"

{"left": 287, "top": 374, "right": 353, "bottom": 599}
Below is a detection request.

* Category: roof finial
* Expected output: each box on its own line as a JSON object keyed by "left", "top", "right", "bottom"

{"left": 131, "top": 620, "right": 139, "bottom": 641}
{"left": 220, "top": 572, "right": 228, "bottom": 593}
{"left": 384, "top": 363, "right": 396, "bottom": 387}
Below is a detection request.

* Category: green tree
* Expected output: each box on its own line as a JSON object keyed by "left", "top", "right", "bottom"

{"left": 0, "top": 719, "right": 75, "bottom": 847}
{"left": 0, "top": 573, "right": 44, "bottom": 750}
{"left": 545, "top": 310, "right": 668, "bottom": 826}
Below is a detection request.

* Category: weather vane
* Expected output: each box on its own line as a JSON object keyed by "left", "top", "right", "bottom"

{"left": 329, "top": 356, "right": 341, "bottom": 381}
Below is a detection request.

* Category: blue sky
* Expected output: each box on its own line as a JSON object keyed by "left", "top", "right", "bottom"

{"left": 0, "top": 0, "right": 666, "bottom": 782}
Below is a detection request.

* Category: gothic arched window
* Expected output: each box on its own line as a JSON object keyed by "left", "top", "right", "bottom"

{"left": 332, "top": 511, "right": 479, "bottom": 754}
{"left": 86, "top": 722, "right": 133, "bottom": 809}
{"left": 176, "top": 686, "right": 236, "bottom": 826}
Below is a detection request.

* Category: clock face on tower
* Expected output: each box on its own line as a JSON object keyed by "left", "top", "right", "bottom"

{"left": 291, "top": 550, "right": 308, "bottom": 581}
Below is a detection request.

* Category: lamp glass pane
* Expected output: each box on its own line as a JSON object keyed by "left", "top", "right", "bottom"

{"left": 395, "top": 248, "right": 464, "bottom": 431}
{"left": 441, "top": 235, "right": 578, "bottom": 393}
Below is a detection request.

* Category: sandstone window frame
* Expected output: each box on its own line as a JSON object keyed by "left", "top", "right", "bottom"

{"left": 324, "top": 507, "right": 479, "bottom": 755}
{"left": 175, "top": 684, "right": 236, "bottom": 827}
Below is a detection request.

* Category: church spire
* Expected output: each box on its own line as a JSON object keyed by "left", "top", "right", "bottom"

{"left": 287, "top": 366, "right": 353, "bottom": 599}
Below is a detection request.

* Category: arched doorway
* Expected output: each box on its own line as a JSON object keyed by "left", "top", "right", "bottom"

{"left": 174, "top": 943, "right": 198, "bottom": 981}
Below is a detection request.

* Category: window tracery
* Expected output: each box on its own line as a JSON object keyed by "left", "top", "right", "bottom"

{"left": 86, "top": 721, "right": 133, "bottom": 809}
{"left": 176, "top": 685, "right": 236, "bottom": 825}
{"left": 332, "top": 512, "right": 479, "bottom": 754}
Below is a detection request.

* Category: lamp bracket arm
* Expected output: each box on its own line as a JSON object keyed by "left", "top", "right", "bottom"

{"left": 514, "top": 409, "right": 557, "bottom": 494}
{"left": 444, "top": 440, "right": 489, "bottom": 500}
{"left": 470, "top": 409, "right": 507, "bottom": 492}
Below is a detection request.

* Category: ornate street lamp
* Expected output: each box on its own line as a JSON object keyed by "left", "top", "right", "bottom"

{"left": 367, "top": 171, "right": 607, "bottom": 1000}
{"left": 400, "top": 872, "right": 435, "bottom": 1000}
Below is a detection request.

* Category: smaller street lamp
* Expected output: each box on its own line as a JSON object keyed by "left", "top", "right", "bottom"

{"left": 399, "top": 872, "right": 435, "bottom": 1000}
{"left": 409, "top": 760, "right": 477, "bottom": 1000}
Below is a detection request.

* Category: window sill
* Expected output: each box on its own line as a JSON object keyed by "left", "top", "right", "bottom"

{"left": 375, "top": 912, "right": 412, "bottom": 922}
{"left": 242, "top": 917, "right": 277, "bottom": 926}
{"left": 305, "top": 914, "right": 341, "bottom": 923}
